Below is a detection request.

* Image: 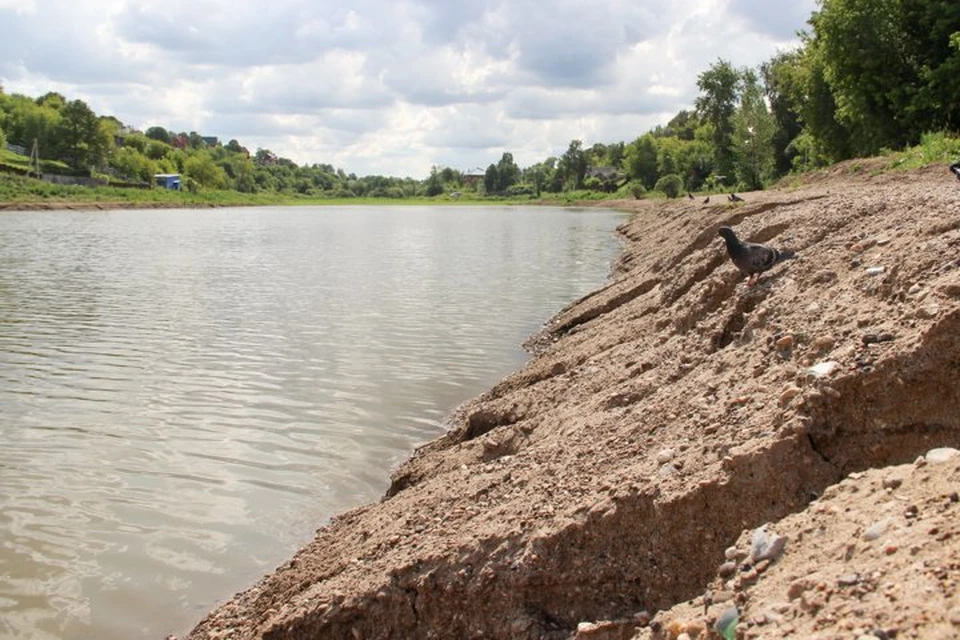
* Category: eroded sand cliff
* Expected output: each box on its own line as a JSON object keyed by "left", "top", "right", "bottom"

{"left": 185, "top": 162, "right": 960, "bottom": 640}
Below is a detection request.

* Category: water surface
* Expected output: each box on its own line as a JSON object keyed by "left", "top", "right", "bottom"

{"left": 0, "top": 205, "right": 624, "bottom": 639}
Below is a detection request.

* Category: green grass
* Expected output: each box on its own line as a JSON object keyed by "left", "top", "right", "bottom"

{"left": 884, "top": 131, "right": 960, "bottom": 171}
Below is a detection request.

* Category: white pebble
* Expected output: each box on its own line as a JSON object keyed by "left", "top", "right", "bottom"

{"left": 925, "top": 448, "right": 959, "bottom": 464}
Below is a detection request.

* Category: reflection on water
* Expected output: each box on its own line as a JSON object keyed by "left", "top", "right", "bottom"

{"left": 0, "top": 205, "right": 624, "bottom": 639}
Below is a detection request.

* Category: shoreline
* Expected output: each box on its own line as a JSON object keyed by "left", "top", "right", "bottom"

{"left": 174, "top": 165, "right": 956, "bottom": 638}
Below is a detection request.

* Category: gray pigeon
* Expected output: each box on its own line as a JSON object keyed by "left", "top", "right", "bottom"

{"left": 718, "top": 226, "right": 796, "bottom": 285}
{"left": 950, "top": 160, "right": 960, "bottom": 181}
{"left": 703, "top": 196, "right": 710, "bottom": 204}
{"left": 729, "top": 192, "right": 744, "bottom": 202}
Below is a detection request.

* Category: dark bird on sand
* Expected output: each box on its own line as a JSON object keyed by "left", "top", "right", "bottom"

{"left": 703, "top": 196, "right": 710, "bottom": 204}
{"left": 950, "top": 160, "right": 960, "bottom": 181}
{"left": 729, "top": 192, "right": 744, "bottom": 202}
{"left": 688, "top": 192, "right": 695, "bottom": 199}
{"left": 718, "top": 226, "right": 797, "bottom": 286}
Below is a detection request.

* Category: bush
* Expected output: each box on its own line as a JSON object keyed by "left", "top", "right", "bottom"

{"left": 654, "top": 173, "right": 684, "bottom": 198}
{"left": 628, "top": 181, "right": 646, "bottom": 199}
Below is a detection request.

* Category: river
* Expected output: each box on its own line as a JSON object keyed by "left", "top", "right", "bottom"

{"left": 0, "top": 204, "right": 624, "bottom": 639}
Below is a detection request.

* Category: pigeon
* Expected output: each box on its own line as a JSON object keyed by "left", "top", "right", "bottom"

{"left": 703, "top": 196, "right": 710, "bottom": 204}
{"left": 729, "top": 192, "right": 744, "bottom": 202}
{"left": 950, "top": 160, "right": 960, "bottom": 181}
{"left": 718, "top": 226, "right": 796, "bottom": 285}
{"left": 688, "top": 192, "right": 695, "bottom": 200}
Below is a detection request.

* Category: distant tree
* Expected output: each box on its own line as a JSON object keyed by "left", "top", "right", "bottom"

{"left": 483, "top": 163, "right": 499, "bottom": 193}
{"left": 183, "top": 152, "right": 227, "bottom": 189}
{"left": 558, "top": 139, "right": 588, "bottom": 190}
{"left": 496, "top": 152, "right": 520, "bottom": 190}
{"left": 0, "top": 124, "right": 6, "bottom": 150}
{"left": 761, "top": 50, "right": 806, "bottom": 174}
{"left": 57, "top": 99, "right": 110, "bottom": 170}
{"left": 624, "top": 133, "right": 659, "bottom": 189}
{"left": 35, "top": 92, "right": 66, "bottom": 111}
{"left": 732, "top": 70, "right": 777, "bottom": 190}
{"left": 226, "top": 139, "right": 245, "bottom": 154}
{"left": 188, "top": 131, "right": 205, "bottom": 149}
{"left": 111, "top": 147, "right": 156, "bottom": 182}
{"left": 665, "top": 110, "right": 699, "bottom": 140}
{"left": 424, "top": 166, "right": 444, "bottom": 196}
{"left": 654, "top": 173, "right": 684, "bottom": 198}
{"left": 145, "top": 126, "right": 172, "bottom": 144}
{"left": 695, "top": 59, "right": 743, "bottom": 183}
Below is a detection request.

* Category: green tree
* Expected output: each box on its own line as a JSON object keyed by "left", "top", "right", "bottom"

{"left": 183, "top": 152, "right": 227, "bottom": 190}
{"left": 624, "top": 133, "right": 659, "bottom": 189}
{"left": 424, "top": 166, "right": 445, "bottom": 196}
{"left": 111, "top": 147, "right": 157, "bottom": 183}
{"left": 495, "top": 152, "right": 520, "bottom": 190}
{"left": 761, "top": 51, "right": 806, "bottom": 174}
{"left": 732, "top": 70, "right": 777, "bottom": 190}
{"left": 56, "top": 99, "right": 110, "bottom": 170}
{"left": 654, "top": 174, "right": 684, "bottom": 198}
{"left": 558, "top": 139, "right": 587, "bottom": 190}
{"left": 695, "top": 59, "right": 742, "bottom": 183}
{"left": 145, "top": 126, "right": 171, "bottom": 144}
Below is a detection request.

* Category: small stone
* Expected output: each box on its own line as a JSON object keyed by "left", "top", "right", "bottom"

{"left": 875, "top": 236, "right": 891, "bottom": 246}
{"left": 718, "top": 561, "right": 737, "bottom": 578}
{"left": 656, "top": 448, "right": 676, "bottom": 464}
{"left": 917, "top": 304, "right": 941, "bottom": 319}
{"left": 714, "top": 606, "right": 738, "bottom": 637}
{"left": 807, "top": 361, "right": 840, "bottom": 378}
{"left": 908, "top": 283, "right": 922, "bottom": 295}
{"left": 751, "top": 525, "right": 788, "bottom": 562}
{"left": 812, "top": 335, "right": 835, "bottom": 351}
{"left": 724, "top": 546, "right": 739, "bottom": 560}
{"left": 884, "top": 543, "right": 898, "bottom": 555}
{"left": 780, "top": 385, "right": 802, "bottom": 406}
{"left": 837, "top": 573, "right": 860, "bottom": 587}
{"left": 863, "top": 520, "right": 888, "bottom": 541}
{"left": 576, "top": 622, "right": 599, "bottom": 633}
{"left": 658, "top": 463, "right": 678, "bottom": 478}
{"left": 925, "top": 447, "right": 959, "bottom": 464}
{"left": 775, "top": 335, "right": 794, "bottom": 351}
{"left": 882, "top": 477, "right": 903, "bottom": 490}
{"left": 865, "top": 266, "right": 886, "bottom": 276}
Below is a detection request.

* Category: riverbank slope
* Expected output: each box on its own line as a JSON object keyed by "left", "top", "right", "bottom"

{"left": 184, "top": 162, "right": 960, "bottom": 639}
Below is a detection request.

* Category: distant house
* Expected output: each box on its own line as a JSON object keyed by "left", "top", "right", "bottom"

{"left": 586, "top": 166, "right": 625, "bottom": 192}
{"left": 155, "top": 173, "right": 182, "bottom": 190}
{"left": 201, "top": 136, "right": 219, "bottom": 147}
{"left": 462, "top": 173, "right": 485, "bottom": 188}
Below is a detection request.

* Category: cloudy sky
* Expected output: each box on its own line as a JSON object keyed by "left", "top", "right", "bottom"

{"left": 0, "top": 0, "right": 816, "bottom": 178}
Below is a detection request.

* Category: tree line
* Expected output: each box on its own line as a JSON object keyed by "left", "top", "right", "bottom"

{"left": 0, "top": 0, "right": 957, "bottom": 199}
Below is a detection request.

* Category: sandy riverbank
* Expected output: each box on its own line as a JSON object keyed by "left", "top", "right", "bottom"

{"left": 181, "top": 162, "right": 960, "bottom": 639}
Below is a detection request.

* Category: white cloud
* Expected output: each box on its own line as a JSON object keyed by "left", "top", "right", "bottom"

{"left": 0, "top": 0, "right": 817, "bottom": 177}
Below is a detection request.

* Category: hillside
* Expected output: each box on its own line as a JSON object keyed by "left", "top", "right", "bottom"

{"left": 181, "top": 163, "right": 960, "bottom": 640}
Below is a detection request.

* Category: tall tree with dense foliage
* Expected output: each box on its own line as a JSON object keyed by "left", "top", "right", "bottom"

{"left": 57, "top": 99, "right": 110, "bottom": 170}
{"left": 695, "top": 59, "right": 742, "bottom": 183}
{"left": 732, "top": 71, "right": 777, "bottom": 190}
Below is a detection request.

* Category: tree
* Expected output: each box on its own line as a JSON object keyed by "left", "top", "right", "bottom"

{"left": 811, "top": 0, "right": 913, "bottom": 153}
{"left": 145, "top": 126, "right": 172, "bottom": 144}
{"left": 732, "top": 70, "right": 777, "bottom": 190}
{"left": 183, "top": 152, "right": 227, "bottom": 190}
{"left": 424, "top": 166, "right": 445, "bottom": 196}
{"left": 761, "top": 51, "right": 807, "bottom": 174}
{"left": 624, "top": 134, "right": 659, "bottom": 189}
{"left": 56, "top": 99, "right": 110, "bottom": 170}
{"left": 495, "top": 152, "right": 520, "bottom": 190}
{"left": 654, "top": 174, "right": 683, "bottom": 198}
{"left": 558, "top": 139, "right": 587, "bottom": 190}
{"left": 695, "top": 59, "right": 742, "bottom": 183}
